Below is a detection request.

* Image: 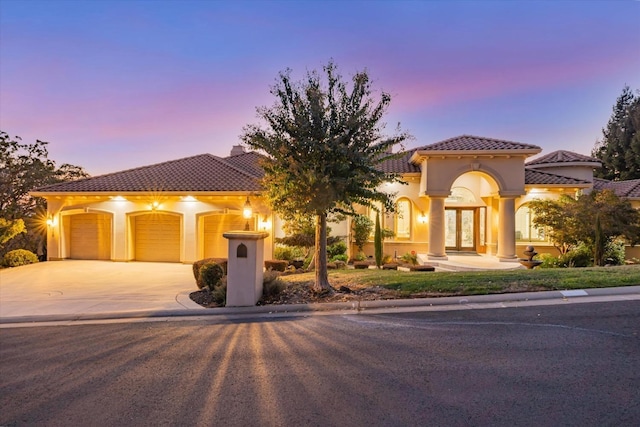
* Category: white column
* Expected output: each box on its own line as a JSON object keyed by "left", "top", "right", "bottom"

{"left": 427, "top": 196, "right": 448, "bottom": 260}
{"left": 497, "top": 196, "right": 517, "bottom": 260}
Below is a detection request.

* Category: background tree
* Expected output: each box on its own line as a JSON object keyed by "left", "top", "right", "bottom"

{"left": 528, "top": 196, "right": 580, "bottom": 255}
{"left": 530, "top": 190, "right": 640, "bottom": 265}
{"left": 242, "top": 61, "right": 410, "bottom": 292}
{"left": 592, "top": 86, "right": 640, "bottom": 180}
{"left": 374, "top": 212, "right": 382, "bottom": 268}
{"left": 351, "top": 214, "right": 374, "bottom": 255}
{"left": 0, "top": 131, "right": 88, "bottom": 257}
{"left": 0, "top": 218, "right": 26, "bottom": 247}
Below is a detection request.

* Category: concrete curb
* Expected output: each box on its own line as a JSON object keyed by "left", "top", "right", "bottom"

{"left": 2, "top": 285, "right": 639, "bottom": 325}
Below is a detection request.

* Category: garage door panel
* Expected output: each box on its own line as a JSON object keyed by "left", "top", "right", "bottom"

{"left": 135, "top": 214, "right": 180, "bottom": 262}
{"left": 70, "top": 213, "right": 112, "bottom": 260}
{"left": 203, "top": 215, "right": 245, "bottom": 258}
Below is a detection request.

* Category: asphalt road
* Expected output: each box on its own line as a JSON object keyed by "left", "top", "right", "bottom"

{"left": 1, "top": 301, "right": 639, "bottom": 427}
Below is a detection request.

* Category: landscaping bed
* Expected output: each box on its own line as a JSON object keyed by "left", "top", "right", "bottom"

{"left": 190, "top": 264, "right": 640, "bottom": 307}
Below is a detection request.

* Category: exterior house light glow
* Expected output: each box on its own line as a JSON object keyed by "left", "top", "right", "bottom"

{"left": 243, "top": 197, "right": 253, "bottom": 230}
{"left": 417, "top": 212, "right": 429, "bottom": 224}
{"left": 259, "top": 215, "right": 271, "bottom": 231}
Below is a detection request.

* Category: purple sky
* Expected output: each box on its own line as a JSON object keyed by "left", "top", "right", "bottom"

{"left": 1, "top": 0, "right": 639, "bottom": 176}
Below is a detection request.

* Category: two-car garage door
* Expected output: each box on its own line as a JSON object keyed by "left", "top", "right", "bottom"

{"left": 68, "top": 212, "right": 181, "bottom": 262}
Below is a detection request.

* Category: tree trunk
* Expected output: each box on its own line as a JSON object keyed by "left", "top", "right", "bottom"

{"left": 312, "top": 212, "right": 332, "bottom": 294}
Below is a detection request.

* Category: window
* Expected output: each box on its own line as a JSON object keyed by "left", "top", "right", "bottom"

{"left": 515, "top": 204, "right": 546, "bottom": 242}
{"left": 446, "top": 187, "right": 476, "bottom": 204}
{"left": 395, "top": 198, "right": 411, "bottom": 239}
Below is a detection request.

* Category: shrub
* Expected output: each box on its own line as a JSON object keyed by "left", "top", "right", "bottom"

{"left": 263, "top": 270, "right": 286, "bottom": 298}
{"left": 327, "top": 240, "right": 347, "bottom": 259}
{"left": 401, "top": 252, "right": 418, "bottom": 265}
{"left": 2, "top": 249, "right": 39, "bottom": 267}
{"left": 561, "top": 244, "right": 593, "bottom": 267}
{"left": 199, "top": 262, "right": 225, "bottom": 291}
{"left": 604, "top": 239, "right": 625, "bottom": 265}
{"left": 330, "top": 253, "right": 348, "bottom": 262}
{"left": 274, "top": 245, "right": 304, "bottom": 261}
{"left": 538, "top": 253, "right": 562, "bottom": 268}
{"left": 193, "top": 258, "right": 227, "bottom": 288}
{"left": 265, "top": 260, "right": 288, "bottom": 272}
{"left": 354, "top": 251, "right": 366, "bottom": 262}
{"left": 210, "top": 279, "right": 227, "bottom": 305}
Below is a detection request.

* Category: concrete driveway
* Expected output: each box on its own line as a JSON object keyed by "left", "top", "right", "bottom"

{"left": 0, "top": 261, "right": 204, "bottom": 320}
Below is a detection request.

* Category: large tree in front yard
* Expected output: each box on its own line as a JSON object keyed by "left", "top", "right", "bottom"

{"left": 242, "top": 61, "right": 410, "bottom": 293}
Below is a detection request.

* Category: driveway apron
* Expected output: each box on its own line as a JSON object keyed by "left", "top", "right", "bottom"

{"left": 0, "top": 261, "right": 203, "bottom": 319}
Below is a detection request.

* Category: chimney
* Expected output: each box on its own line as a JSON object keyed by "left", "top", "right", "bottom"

{"left": 230, "top": 145, "right": 246, "bottom": 156}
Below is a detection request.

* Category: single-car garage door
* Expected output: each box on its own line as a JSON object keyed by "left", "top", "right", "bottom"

{"left": 70, "top": 213, "right": 112, "bottom": 260}
{"left": 135, "top": 214, "right": 181, "bottom": 262}
{"left": 203, "top": 214, "right": 245, "bottom": 258}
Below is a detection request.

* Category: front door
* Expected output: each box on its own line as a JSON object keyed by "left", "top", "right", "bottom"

{"left": 445, "top": 208, "right": 475, "bottom": 251}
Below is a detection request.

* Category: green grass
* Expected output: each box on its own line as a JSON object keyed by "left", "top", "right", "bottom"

{"left": 280, "top": 264, "right": 640, "bottom": 297}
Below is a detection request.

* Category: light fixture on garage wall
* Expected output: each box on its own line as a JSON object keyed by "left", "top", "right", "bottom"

{"left": 243, "top": 197, "right": 253, "bottom": 231}
{"left": 151, "top": 201, "right": 160, "bottom": 211}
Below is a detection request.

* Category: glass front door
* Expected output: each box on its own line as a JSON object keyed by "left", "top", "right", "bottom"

{"left": 445, "top": 208, "right": 475, "bottom": 251}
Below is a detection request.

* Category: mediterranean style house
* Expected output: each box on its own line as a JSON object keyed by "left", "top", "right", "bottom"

{"left": 32, "top": 135, "right": 640, "bottom": 264}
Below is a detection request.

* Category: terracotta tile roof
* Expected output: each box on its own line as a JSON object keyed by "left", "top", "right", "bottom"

{"left": 524, "top": 168, "right": 591, "bottom": 186}
{"left": 223, "top": 151, "right": 265, "bottom": 178}
{"left": 416, "top": 135, "right": 541, "bottom": 151}
{"left": 526, "top": 150, "right": 600, "bottom": 166}
{"left": 593, "top": 178, "right": 640, "bottom": 198}
{"left": 378, "top": 151, "right": 421, "bottom": 174}
{"left": 34, "top": 154, "right": 263, "bottom": 193}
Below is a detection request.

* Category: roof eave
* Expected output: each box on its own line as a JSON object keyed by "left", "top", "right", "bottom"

{"left": 410, "top": 148, "right": 542, "bottom": 164}
{"left": 527, "top": 161, "right": 602, "bottom": 169}
{"left": 30, "top": 190, "right": 261, "bottom": 198}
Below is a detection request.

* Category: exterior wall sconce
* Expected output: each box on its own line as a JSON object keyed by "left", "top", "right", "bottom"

{"left": 417, "top": 212, "right": 429, "bottom": 224}
{"left": 258, "top": 215, "right": 271, "bottom": 231}
{"left": 243, "top": 197, "right": 253, "bottom": 230}
{"left": 46, "top": 215, "right": 55, "bottom": 227}
{"left": 151, "top": 201, "right": 160, "bottom": 211}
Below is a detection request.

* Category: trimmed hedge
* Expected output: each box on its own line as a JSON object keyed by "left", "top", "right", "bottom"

{"left": 2, "top": 249, "right": 39, "bottom": 267}
{"left": 265, "top": 260, "right": 288, "bottom": 272}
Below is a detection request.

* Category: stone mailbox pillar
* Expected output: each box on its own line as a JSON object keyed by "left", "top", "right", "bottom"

{"left": 223, "top": 231, "right": 269, "bottom": 307}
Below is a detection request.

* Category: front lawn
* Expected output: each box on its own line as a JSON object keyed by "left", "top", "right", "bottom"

{"left": 278, "top": 264, "right": 640, "bottom": 298}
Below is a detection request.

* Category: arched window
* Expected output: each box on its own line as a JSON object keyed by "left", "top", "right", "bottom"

{"left": 515, "top": 204, "right": 546, "bottom": 242}
{"left": 395, "top": 198, "right": 411, "bottom": 239}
